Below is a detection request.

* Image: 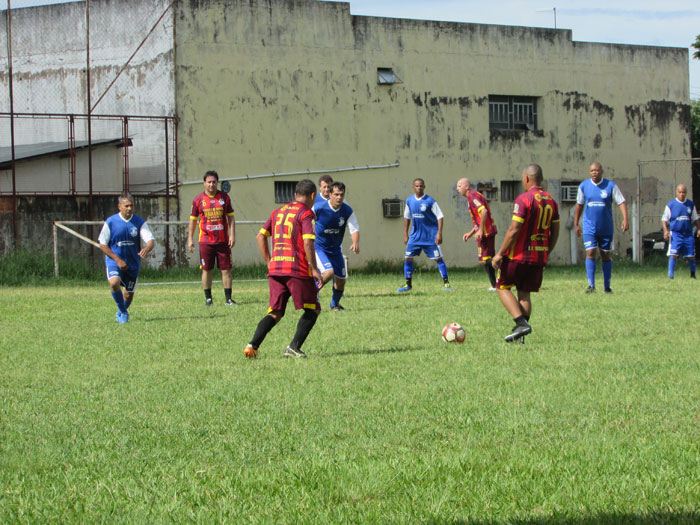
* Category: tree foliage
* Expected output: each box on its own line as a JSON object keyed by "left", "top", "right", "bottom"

{"left": 692, "top": 99, "right": 700, "bottom": 157}
{"left": 693, "top": 34, "right": 700, "bottom": 60}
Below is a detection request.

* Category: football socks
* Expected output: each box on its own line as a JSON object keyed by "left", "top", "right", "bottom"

{"left": 669, "top": 256, "right": 677, "bottom": 278}
{"left": 225, "top": 288, "right": 232, "bottom": 301}
{"left": 585, "top": 258, "right": 596, "bottom": 287}
{"left": 250, "top": 315, "right": 277, "bottom": 348}
{"left": 485, "top": 263, "right": 497, "bottom": 288}
{"left": 602, "top": 260, "right": 612, "bottom": 290}
{"left": 330, "top": 287, "right": 344, "bottom": 308}
{"left": 111, "top": 291, "right": 127, "bottom": 314}
{"left": 437, "top": 259, "right": 448, "bottom": 281}
{"left": 289, "top": 309, "right": 318, "bottom": 351}
{"left": 403, "top": 260, "right": 414, "bottom": 280}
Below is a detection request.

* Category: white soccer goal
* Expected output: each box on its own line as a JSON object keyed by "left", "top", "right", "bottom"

{"left": 52, "top": 220, "right": 264, "bottom": 279}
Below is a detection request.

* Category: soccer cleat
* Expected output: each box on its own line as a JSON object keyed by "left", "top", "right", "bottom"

{"left": 505, "top": 323, "right": 531, "bottom": 343}
{"left": 225, "top": 298, "right": 239, "bottom": 306}
{"left": 117, "top": 311, "right": 129, "bottom": 324}
{"left": 284, "top": 346, "right": 307, "bottom": 358}
{"left": 396, "top": 285, "right": 412, "bottom": 293}
{"left": 585, "top": 286, "right": 596, "bottom": 294}
{"left": 243, "top": 344, "right": 258, "bottom": 359}
{"left": 691, "top": 273, "right": 696, "bottom": 279}
{"left": 443, "top": 282, "right": 452, "bottom": 291}
{"left": 330, "top": 304, "right": 345, "bottom": 311}
{"left": 669, "top": 276, "right": 674, "bottom": 280}
{"left": 604, "top": 288, "right": 613, "bottom": 294}
{"left": 488, "top": 287, "right": 497, "bottom": 292}
{"left": 205, "top": 298, "right": 213, "bottom": 307}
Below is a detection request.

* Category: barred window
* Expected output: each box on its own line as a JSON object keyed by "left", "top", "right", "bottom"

{"left": 489, "top": 96, "right": 538, "bottom": 131}
{"left": 274, "top": 181, "right": 298, "bottom": 203}
{"left": 500, "top": 180, "right": 521, "bottom": 202}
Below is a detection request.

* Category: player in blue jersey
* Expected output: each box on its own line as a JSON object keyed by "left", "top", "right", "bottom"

{"left": 662, "top": 184, "right": 700, "bottom": 279}
{"left": 313, "top": 182, "right": 359, "bottom": 310}
{"left": 397, "top": 178, "right": 451, "bottom": 292}
{"left": 314, "top": 174, "right": 333, "bottom": 207}
{"left": 98, "top": 194, "right": 155, "bottom": 324}
{"left": 573, "top": 162, "right": 628, "bottom": 294}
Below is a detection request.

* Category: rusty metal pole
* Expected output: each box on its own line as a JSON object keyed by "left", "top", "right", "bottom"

{"left": 122, "top": 116, "right": 129, "bottom": 192}
{"left": 164, "top": 118, "right": 171, "bottom": 267}
{"left": 6, "top": 0, "right": 19, "bottom": 248}
{"left": 86, "top": 0, "right": 93, "bottom": 220}
{"left": 69, "top": 115, "right": 76, "bottom": 194}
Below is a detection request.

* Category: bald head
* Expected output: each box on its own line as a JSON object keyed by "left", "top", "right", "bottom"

{"left": 589, "top": 162, "right": 603, "bottom": 183}
{"left": 523, "top": 164, "right": 543, "bottom": 185}
{"left": 676, "top": 184, "right": 688, "bottom": 202}
{"left": 456, "top": 177, "right": 471, "bottom": 197}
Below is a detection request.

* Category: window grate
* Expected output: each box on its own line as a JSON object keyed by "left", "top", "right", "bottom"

{"left": 489, "top": 95, "right": 538, "bottom": 131}
{"left": 274, "top": 181, "right": 298, "bottom": 203}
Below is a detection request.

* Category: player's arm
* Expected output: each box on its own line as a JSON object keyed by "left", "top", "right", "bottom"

{"left": 573, "top": 203, "right": 583, "bottom": 237}
{"left": 99, "top": 243, "right": 128, "bottom": 271}
{"left": 403, "top": 218, "right": 410, "bottom": 245}
{"left": 138, "top": 222, "right": 156, "bottom": 258}
{"left": 187, "top": 217, "right": 198, "bottom": 252}
{"left": 618, "top": 202, "right": 629, "bottom": 232}
{"left": 491, "top": 219, "right": 523, "bottom": 270}
{"left": 347, "top": 213, "right": 360, "bottom": 253}
{"left": 256, "top": 229, "right": 271, "bottom": 264}
{"left": 549, "top": 220, "right": 560, "bottom": 254}
{"left": 228, "top": 213, "right": 236, "bottom": 249}
{"left": 661, "top": 206, "right": 671, "bottom": 240}
{"left": 435, "top": 217, "right": 443, "bottom": 245}
{"left": 304, "top": 237, "right": 322, "bottom": 281}
{"left": 475, "top": 207, "right": 488, "bottom": 242}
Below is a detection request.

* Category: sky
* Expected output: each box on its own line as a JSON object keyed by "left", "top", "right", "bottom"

{"left": 6, "top": 0, "right": 700, "bottom": 99}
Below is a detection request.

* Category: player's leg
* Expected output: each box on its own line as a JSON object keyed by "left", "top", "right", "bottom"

{"left": 681, "top": 235, "right": 696, "bottom": 278}
{"left": 398, "top": 245, "right": 419, "bottom": 292}
{"left": 497, "top": 260, "right": 533, "bottom": 342}
{"left": 599, "top": 235, "right": 614, "bottom": 292}
{"left": 285, "top": 277, "right": 321, "bottom": 357}
{"left": 245, "top": 277, "right": 289, "bottom": 358}
{"left": 328, "top": 252, "right": 347, "bottom": 309}
{"left": 199, "top": 244, "right": 215, "bottom": 305}
{"left": 315, "top": 249, "right": 335, "bottom": 289}
{"left": 106, "top": 261, "right": 128, "bottom": 322}
{"left": 479, "top": 236, "right": 497, "bottom": 290}
{"left": 218, "top": 245, "right": 237, "bottom": 305}
{"left": 583, "top": 233, "right": 598, "bottom": 292}
{"left": 428, "top": 245, "right": 451, "bottom": 290}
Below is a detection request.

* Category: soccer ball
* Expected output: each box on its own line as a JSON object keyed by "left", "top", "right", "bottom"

{"left": 442, "top": 322, "right": 466, "bottom": 343}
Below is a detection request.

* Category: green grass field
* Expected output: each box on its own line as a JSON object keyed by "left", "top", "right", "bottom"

{"left": 1, "top": 265, "right": 700, "bottom": 523}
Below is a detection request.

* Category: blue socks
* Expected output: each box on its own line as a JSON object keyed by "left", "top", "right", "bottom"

{"left": 111, "top": 291, "right": 127, "bottom": 314}
{"left": 668, "top": 257, "right": 677, "bottom": 278}
{"left": 689, "top": 259, "right": 697, "bottom": 276}
{"left": 437, "top": 259, "right": 448, "bottom": 281}
{"left": 330, "top": 287, "right": 344, "bottom": 308}
{"left": 585, "top": 258, "right": 596, "bottom": 287}
{"left": 404, "top": 260, "right": 414, "bottom": 280}
{"left": 602, "top": 260, "right": 612, "bottom": 290}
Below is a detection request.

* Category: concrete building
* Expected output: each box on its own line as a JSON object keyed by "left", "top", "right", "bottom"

{"left": 1, "top": 0, "right": 691, "bottom": 267}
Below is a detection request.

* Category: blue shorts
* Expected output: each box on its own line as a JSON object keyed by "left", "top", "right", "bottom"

{"left": 668, "top": 233, "right": 695, "bottom": 258}
{"left": 583, "top": 233, "right": 613, "bottom": 252}
{"left": 105, "top": 259, "right": 140, "bottom": 292}
{"left": 405, "top": 241, "right": 444, "bottom": 260}
{"left": 315, "top": 249, "right": 347, "bottom": 279}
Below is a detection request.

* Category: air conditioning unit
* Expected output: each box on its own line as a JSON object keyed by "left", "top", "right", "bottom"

{"left": 382, "top": 198, "right": 403, "bottom": 218}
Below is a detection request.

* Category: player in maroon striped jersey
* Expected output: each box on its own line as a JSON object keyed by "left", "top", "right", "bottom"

{"left": 492, "top": 164, "right": 560, "bottom": 343}
{"left": 244, "top": 179, "right": 323, "bottom": 359}
{"left": 187, "top": 170, "right": 237, "bottom": 306}
{"left": 456, "top": 177, "right": 498, "bottom": 290}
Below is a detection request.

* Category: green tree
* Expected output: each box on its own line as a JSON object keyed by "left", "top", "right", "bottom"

{"left": 693, "top": 34, "right": 700, "bottom": 60}
{"left": 692, "top": 99, "right": 700, "bottom": 157}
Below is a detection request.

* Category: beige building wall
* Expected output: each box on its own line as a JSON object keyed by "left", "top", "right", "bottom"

{"left": 175, "top": 0, "right": 690, "bottom": 267}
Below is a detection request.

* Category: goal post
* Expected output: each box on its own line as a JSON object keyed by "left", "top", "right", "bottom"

{"left": 52, "top": 219, "right": 264, "bottom": 278}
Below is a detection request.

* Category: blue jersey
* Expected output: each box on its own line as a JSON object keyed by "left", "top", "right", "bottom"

{"left": 98, "top": 213, "right": 153, "bottom": 271}
{"left": 577, "top": 178, "right": 625, "bottom": 236}
{"left": 662, "top": 198, "right": 698, "bottom": 235}
{"left": 404, "top": 194, "right": 443, "bottom": 245}
{"left": 313, "top": 200, "right": 358, "bottom": 253}
{"left": 314, "top": 193, "right": 328, "bottom": 206}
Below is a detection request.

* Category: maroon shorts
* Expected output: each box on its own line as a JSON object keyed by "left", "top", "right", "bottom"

{"left": 496, "top": 259, "right": 544, "bottom": 292}
{"left": 268, "top": 275, "right": 320, "bottom": 315}
{"left": 199, "top": 243, "right": 232, "bottom": 271}
{"left": 477, "top": 235, "right": 496, "bottom": 262}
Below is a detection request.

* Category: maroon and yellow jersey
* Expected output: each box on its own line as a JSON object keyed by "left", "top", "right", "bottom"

{"left": 260, "top": 201, "right": 316, "bottom": 278}
{"left": 467, "top": 189, "right": 497, "bottom": 237}
{"left": 190, "top": 191, "right": 234, "bottom": 245}
{"left": 508, "top": 187, "right": 560, "bottom": 265}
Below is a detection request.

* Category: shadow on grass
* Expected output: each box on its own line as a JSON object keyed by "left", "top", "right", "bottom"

{"left": 430, "top": 510, "right": 700, "bottom": 524}
{"left": 321, "top": 345, "right": 421, "bottom": 358}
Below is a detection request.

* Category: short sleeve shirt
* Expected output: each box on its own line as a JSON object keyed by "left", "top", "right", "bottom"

{"left": 509, "top": 187, "right": 560, "bottom": 265}
{"left": 466, "top": 189, "right": 497, "bottom": 237}
{"left": 260, "top": 201, "right": 316, "bottom": 278}
{"left": 190, "top": 191, "right": 234, "bottom": 244}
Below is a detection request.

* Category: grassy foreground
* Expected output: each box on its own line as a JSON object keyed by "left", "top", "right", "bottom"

{"left": 1, "top": 266, "right": 699, "bottom": 523}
